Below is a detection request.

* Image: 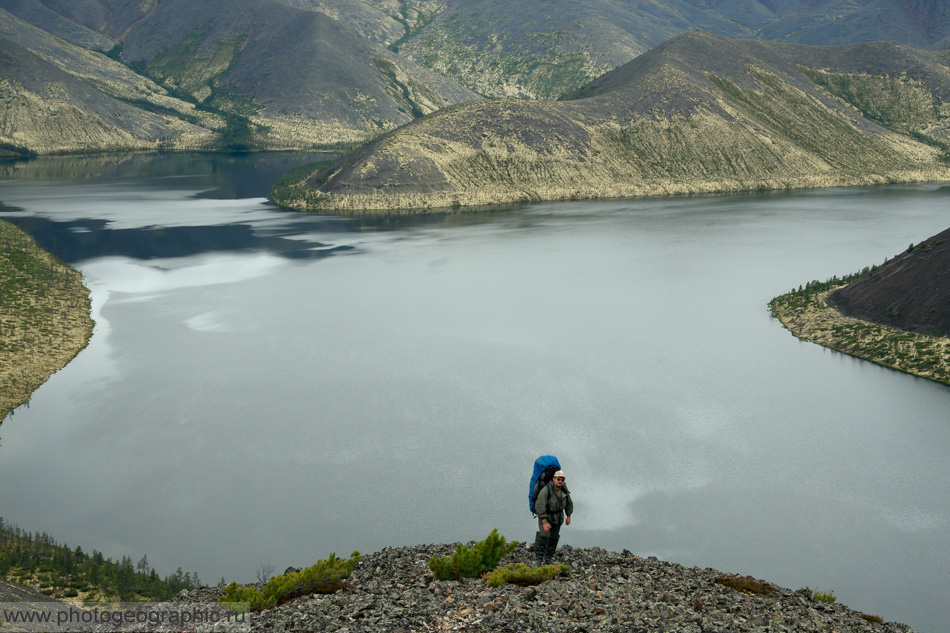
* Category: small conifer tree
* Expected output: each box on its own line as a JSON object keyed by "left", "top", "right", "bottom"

{"left": 428, "top": 529, "right": 518, "bottom": 581}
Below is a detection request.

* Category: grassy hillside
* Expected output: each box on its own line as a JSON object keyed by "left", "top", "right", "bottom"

{"left": 4, "top": 0, "right": 950, "bottom": 155}
{"left": 391, "top": 0, "right": 749, "bottom": 99}
{"left": 0, "top": 8, "right": 215, "bottom": 155}
{"left": 0, "top": 220, "right": 93, "bottom": 423}
{"left": 274, "top": 33, "right": 950, "bottom": 214}
{"left": 0, "top": 0, "right": 479, "bottom": 154}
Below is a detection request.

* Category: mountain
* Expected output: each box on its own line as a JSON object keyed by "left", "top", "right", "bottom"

{"left": 388, "top": 0, "right": 751, "bottom": 99}
{"left": 0, "top": 0, "right": 479, "bottom": 154}
{"left": 828, "top": 224, "right": 950, "bottom": 337}
{"left": 4, "top": 0, "right": 950, "bottom": 156}
{"left": 273, "top": 32, "right": 950, "bottom": 213}
{"left": 0, "top": 8, "right": 213, "bottom": 155}
{"left": 291, "top": 0, "right": 950, "bottom": 99}
{"left": 764, "top": 0, "right": 950, "bottom": 50}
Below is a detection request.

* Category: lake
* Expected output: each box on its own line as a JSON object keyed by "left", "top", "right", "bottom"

{"left": 1, "top": 153, "right": 948, "bottom": 632}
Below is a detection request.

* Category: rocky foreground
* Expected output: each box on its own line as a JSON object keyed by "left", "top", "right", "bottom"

{"left": 170, "top": 544, "right": 911, "bottom": 632}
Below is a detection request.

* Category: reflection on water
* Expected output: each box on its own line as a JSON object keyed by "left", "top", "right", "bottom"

{"left": 4, "top": 215, "right": 353, "bottom": 262}
{"left": 1, "top": 154, "right": 949, "bottom": 633}
{"left": 0, "top": 152, "right": 338, "bottom": 199}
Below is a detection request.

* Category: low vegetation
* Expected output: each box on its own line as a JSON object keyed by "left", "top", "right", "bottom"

{"left": 220, "top": 552, "right": 361, "bottom": 611}
{"left": 427, "top": 529, "right": 518, "bottom": 581}
{"left": 484, "top": 562, "right": 570, "bottom": 587}
{"left": 714, "top": 575, "right": 774, "bottom": 596}
{"left": 0, "top": 518, "right": 200, "bottom": 602}
{"left": 805, "top": 586, "right": 838, "bottom": 603}
{"left": 0, "top": 220, "right": 94, "bottom": 422}
{"left": 3, "top": 523, "right": 900, "bottom": 627}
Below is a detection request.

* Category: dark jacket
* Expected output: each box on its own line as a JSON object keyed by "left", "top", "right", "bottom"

{"left": 535, "top": 482, "right": 573, "bottom": 525}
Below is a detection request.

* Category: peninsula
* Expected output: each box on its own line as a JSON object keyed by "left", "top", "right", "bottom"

{"left": 770, "top": 224, "right": 950, "bottom": 385}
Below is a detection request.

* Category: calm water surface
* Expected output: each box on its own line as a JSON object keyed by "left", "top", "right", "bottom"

{"left": 1, "top": 154, "right": 948, "bottom": 632}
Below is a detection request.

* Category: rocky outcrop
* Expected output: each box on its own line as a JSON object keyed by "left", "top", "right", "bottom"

{"left": 167, "top": 543, "right": 912, "bottom": 632}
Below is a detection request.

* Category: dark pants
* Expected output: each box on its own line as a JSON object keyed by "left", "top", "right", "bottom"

{"left": 535, "top": 518, "right": 562, "bottom": 565}
{"left": 537, "top": 518, "right": 562, "bottom": 540}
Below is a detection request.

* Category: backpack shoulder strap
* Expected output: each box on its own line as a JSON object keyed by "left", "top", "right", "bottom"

{"left": 544, "top": 481, "right": 555, "bottom": 512}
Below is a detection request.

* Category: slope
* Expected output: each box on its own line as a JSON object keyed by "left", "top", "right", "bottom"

{"left": 274, "top": 32, "right": 950, "bottom": 213}
{"left": 1, "top": 0, "right": 481, "bottom": 151}
{"left": 770, "top": 0, "right": 950, "bottom": 49}
{"left": 0, "top": 8, "right": 214, "bottom": 155}
{"left": 392, "top": 0, "right": 752, "bottom": 99}
{"left": 828, "top": 224, "right": 950, "bottom": 337}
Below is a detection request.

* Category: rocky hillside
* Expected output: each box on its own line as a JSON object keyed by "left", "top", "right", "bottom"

{"left": 0, "top": 543, "right": 914, "bottom": 631}
{"left": 113, "top": 544, "right": 916, "bottom": 632}
{"left": 274, "top": 32, "right": 950, "bottom": 213}
{"left": 828, "top": 225, "right": 950, "bottom": 337}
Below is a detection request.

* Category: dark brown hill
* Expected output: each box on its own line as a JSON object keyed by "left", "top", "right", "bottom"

{"left": 828, "top": 223, "right": 950, "bottom": 337}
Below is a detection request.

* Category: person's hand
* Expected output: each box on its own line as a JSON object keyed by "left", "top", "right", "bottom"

{"left": 566, "top": 516, "right": 571, "bottom": 526}
{"left": 542, "top": 520, "right": 551, "bottom": 532}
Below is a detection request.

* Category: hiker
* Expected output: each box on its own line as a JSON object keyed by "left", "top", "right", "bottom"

{"left": 534, "top": 470, "right": 572, "bottom": 565}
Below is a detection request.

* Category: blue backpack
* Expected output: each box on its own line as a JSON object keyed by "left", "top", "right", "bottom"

{"left": 529, "top": 455, "right": 561, "bottom": 515}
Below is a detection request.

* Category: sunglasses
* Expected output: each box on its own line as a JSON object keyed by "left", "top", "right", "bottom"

{"left": 554, "top": 477, "right": 565, "bottom": 481}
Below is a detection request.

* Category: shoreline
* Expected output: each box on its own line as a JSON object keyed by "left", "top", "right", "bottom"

{"left": 282, "top": 170, "right": 950, "bottom": 216}
{"left": 769, "top": 286, "right": 950, "bottom": 386}
{"left": 0, "top": 220, "right": 94, "bottom": 423}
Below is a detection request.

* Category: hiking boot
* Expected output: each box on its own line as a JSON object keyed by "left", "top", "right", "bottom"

{"left": 534, "top": 531, "right": 548, "bottom": 567}
{"left": 544, "top": 534, "right": 560, "bottom": 565}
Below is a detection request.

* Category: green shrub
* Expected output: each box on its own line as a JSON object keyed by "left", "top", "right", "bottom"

{"left": 861, "top": 613, "right": 884, "bottom": 624}
{"left": 428, "top": 529, "right": 519, "bottom": 581}
{"left": 220, "top": 551, "right": 360, "bottom": 611}
{"left": 804, "top": 586, "right": 837, "bottom": 603}
{"left": 484, "top": 563, "right": 569, "bottom": 587}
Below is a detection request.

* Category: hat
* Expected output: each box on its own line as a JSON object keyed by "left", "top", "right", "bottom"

{"left": 554, "top": 470, "right": 566, "bottom": 479}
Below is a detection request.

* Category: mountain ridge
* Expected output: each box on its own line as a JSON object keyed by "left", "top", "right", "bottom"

{"left": 274, "top": 32, "right": 950, "bottom": 213}
{"left": 4, "top": 0, "right": 950, "bottom": 155}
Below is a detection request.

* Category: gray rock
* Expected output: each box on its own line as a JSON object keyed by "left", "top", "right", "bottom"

{"left": 173, "top": 543, "right": 914, "bottom": 632}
